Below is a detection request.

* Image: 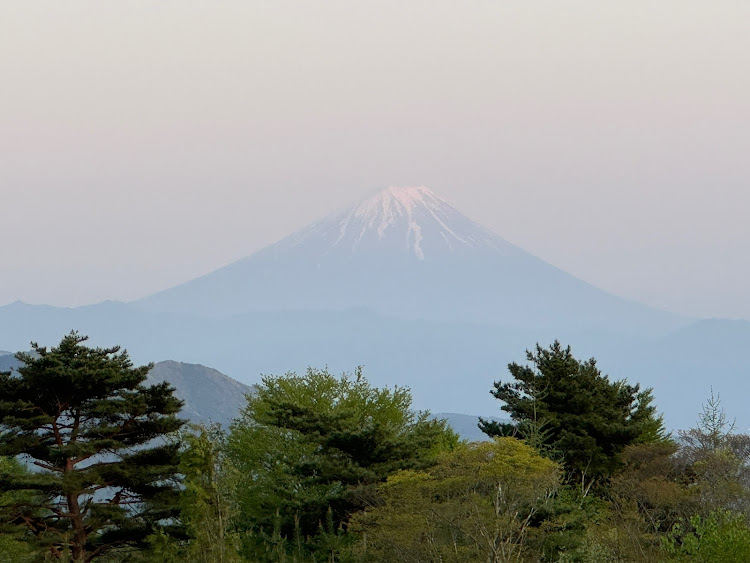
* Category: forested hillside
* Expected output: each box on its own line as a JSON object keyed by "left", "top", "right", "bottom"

{"left": 3, "top": 333, "right": 750, "bottom": 561}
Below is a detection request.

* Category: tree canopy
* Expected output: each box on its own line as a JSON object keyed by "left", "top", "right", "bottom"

{"left": 480, "top": 341, "right": 665, "bottom": 480}
{"left": 0, "top": 332, "right": 185, "bottom": 562}
{"left": 3, "top": 334, "right": 750, "bottom": 561}
{"left": 227, "top": 366, "right": 458, "bottom": 560}
{"left": 0, "top": 456, "right": 37, "bottom": 562}
{"left": 350, "top": 437, "right": 561, "bottom": 562}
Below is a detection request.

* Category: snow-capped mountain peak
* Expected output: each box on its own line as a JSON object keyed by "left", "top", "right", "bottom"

{"left": 323, "top": 186, "right": 506, "bottom": 260}
{"left": 352, "top": 186, "right": 445, "bottom": 219}
{"left": 135, "top": 184, "right": 683, "bottom": 334}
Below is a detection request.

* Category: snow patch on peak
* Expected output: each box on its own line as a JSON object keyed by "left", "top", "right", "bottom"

{"left": 324, "top": 185, "right": 507, "bottom": 260}
{"left": 355, "top": 186, "right": 444, "bottom": 217}
{"left": 338, "top": 186, "right": 444, "bottom": 259}
{"left": 409, "top": 218, "right": 425, "bottom": 260}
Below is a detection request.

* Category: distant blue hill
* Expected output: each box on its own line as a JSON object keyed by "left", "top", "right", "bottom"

{"left": 433, "top": 413, "right": 508, "bottom": 442}
{"left": 2, "top": 346, "right": 503, "bottom": 441}
{"left": 1, "top": 301, "right": 748, "bottom": 432}
{"left": 2, "top": 187, "right": 748, "bottom": 432}
{"left": 0, "top": 353, "right": 251, "bottom": 428}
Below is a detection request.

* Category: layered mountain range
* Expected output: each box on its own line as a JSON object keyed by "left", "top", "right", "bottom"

{"left": 1, "top": 186, "right": 748, "bottom": 431}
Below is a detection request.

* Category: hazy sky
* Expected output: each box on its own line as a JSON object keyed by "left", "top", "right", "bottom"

{"left": 2, "top": 2, "right": 749, "bottom": 319}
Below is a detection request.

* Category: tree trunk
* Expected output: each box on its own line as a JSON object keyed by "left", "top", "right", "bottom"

{"left": 65, "top": 452, "right": 87, "bottom": 563}
{"left": 67, "top": 492, "right": 87, "bottom": 562}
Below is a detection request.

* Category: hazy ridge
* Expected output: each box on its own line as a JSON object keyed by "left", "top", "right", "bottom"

{"left": 2, "top": 188, "right": 748, "bottom": 432}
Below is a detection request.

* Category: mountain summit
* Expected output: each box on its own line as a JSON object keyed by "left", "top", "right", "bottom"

{"left": 320, "top": 186, "right": 513, "bottom": 260}
{"left": 240, "top": 186, "right": 526, "bottom": 268}
{"left": 136, "top": 186, "right": 682, "bottom": 333}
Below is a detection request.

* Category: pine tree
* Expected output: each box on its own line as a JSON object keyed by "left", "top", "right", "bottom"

{"left": 0, "top": 332, "right": 185, "bottom": 562}
{"left": 0, "top": 456, "right": 38, "bottom": 562}
{"left": 480, "top": 341, "right": 665, "bottom": 481}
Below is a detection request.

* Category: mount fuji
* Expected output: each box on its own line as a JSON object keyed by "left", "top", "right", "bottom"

{"left": 136, "top": 186, "right": 682, "bottom": 334}
{"left": 2, "top": 186, "right": 750, "bottom": 431}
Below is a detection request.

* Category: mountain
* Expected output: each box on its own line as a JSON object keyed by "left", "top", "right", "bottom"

{"left": 147, "top": 361, "right": 253, "bottom": 427}
{"left": 434, "top": 413, "right": 507, "bottom": 442}
{"left": 0, "top": 353, "right": 251, "bottom": 427}
{"left": 2, "top": 187, "right": 748, "bottom": 432}
{"left": 0, "top": 352, "right": 18, "bottom": 372}
{"left": 2, "top": 345, "right": 501, "bottom": 441}
{"left": 632, "top": 319, "right": 750, "bottom": 433}
{"left": 0, "top": 301, "right": 747, "bottom": 433}
{"left": 136, "top": 186, "right": 684, "bottom": 335}
{"left": 0, "top": 301, "right": 654, "bottom": 424}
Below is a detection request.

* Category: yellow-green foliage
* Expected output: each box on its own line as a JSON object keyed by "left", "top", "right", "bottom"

{"left": 662, "top": 510, "right": 750, "bottom": 562}
{"left": 351, "top": 437, "right": 560, "bottom": 562}
{"left": 179, "top": 425, "right": 242, "bottom": 563}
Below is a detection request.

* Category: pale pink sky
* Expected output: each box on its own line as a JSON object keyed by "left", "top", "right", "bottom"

{"left": 1, "top": 1, "right": 749, "bottom": 319}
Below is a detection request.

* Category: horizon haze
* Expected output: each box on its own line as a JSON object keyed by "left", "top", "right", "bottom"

{"left": 2, "top": 2, "right": 750, "bottom": 320}
{"left": 3, "top": 183, "right": 747, "bottom": 432}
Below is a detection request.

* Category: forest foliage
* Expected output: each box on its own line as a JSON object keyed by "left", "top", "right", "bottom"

{"left": 2, "top": 335, "right": 750, "bottom": 561}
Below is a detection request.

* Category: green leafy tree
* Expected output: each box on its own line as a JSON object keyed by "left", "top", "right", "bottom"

{"left": 525, "top": 484, "right": 610, "bottom": 561}
{"left": 0, "top": 332, "right": 184, "bottom": 562}
{"left": 611, "top": 443, "right": 691, "bottom": 529}
{"left": 178, "top": 424, "right": 242, "bottom": 563}
{"left": 662, "top": 510, "right": 750, "bottom": 562}
{"left": 480, "top": 341, "right": 665, "bottom": 481}
{"left": 571, "top": 442, "right": 694, "bottom": 561}
{"left": 350, "top": 437, "right": 560, "bottom": 562}
{"left": 227, "top": 366, "right": 458, "bottom": 560}
{"left": 143, "top": 424, "right": 242, "bottom": 563}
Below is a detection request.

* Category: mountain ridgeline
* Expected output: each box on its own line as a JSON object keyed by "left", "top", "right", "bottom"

{"left": 0, "top": 354, "right": 252, "bottom": 429}
{"left": 1, "top": 186, "right": 748, "bottom": 431}
{"left": 135, "top": 187, "right": 684, "bottom": 334}
{"left": 1, "top": 351, "right": 490, "bottom": 440}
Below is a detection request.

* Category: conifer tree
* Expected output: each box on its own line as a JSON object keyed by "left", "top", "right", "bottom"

{"left": 480, "top": 341, "right": 665, "bottom": 481}
{"left": 0, "top": 332, "right": 185, "bottom": 562}
{"left": 0, "top": 456, "right": 38, "bottom": 562}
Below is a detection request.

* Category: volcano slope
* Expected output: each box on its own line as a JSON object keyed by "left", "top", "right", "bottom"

{"left": 136, "top": 186, "right": 683, "bottom": 335}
